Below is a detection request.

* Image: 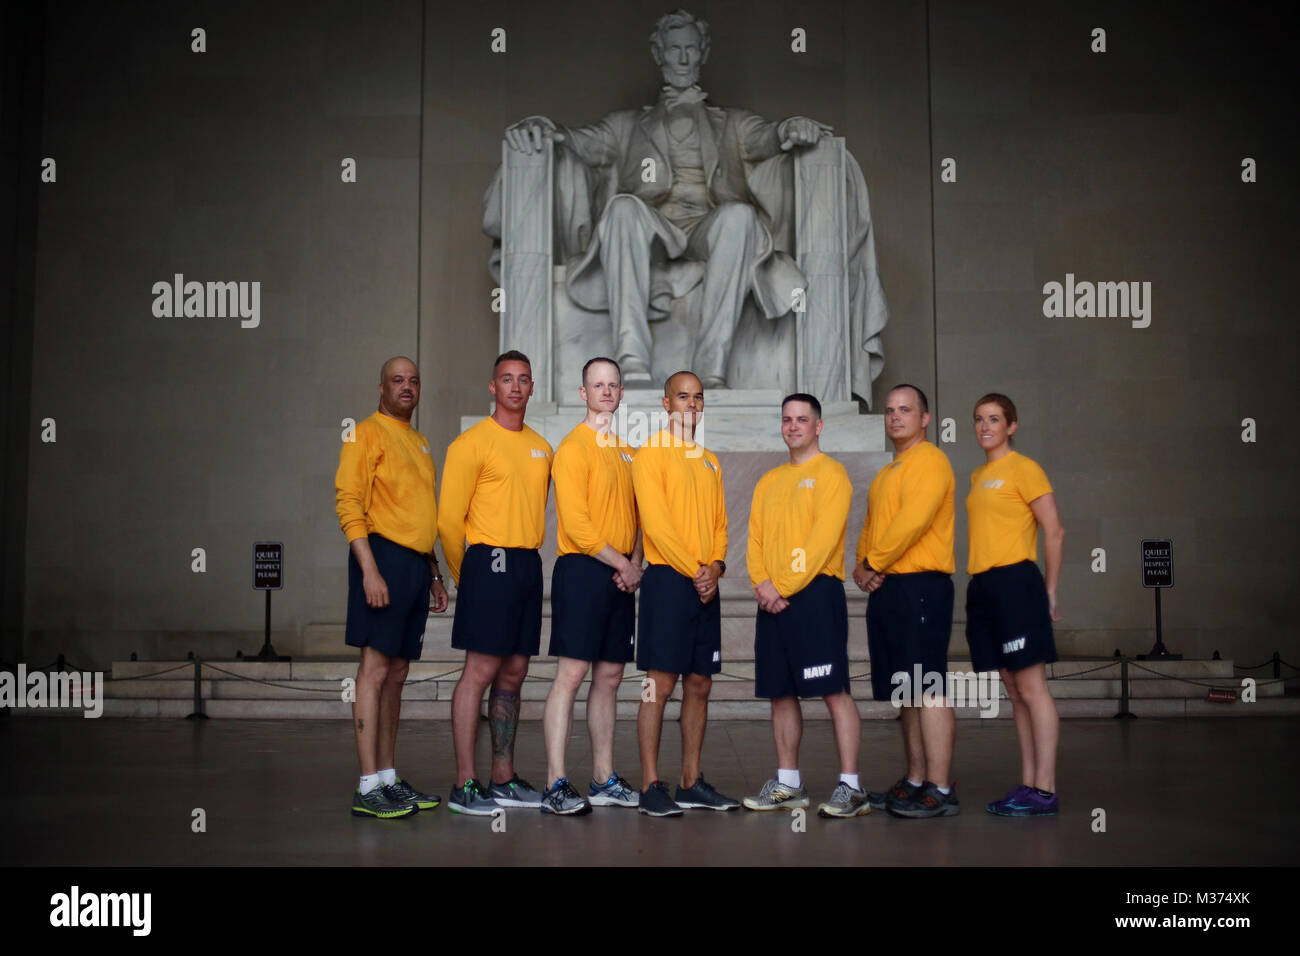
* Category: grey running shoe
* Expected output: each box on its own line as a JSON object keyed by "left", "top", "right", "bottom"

{"left": 638, "top": 780, "right": 684, "bottom": 817}
{"left": 589, "top": 773, "right": 639, "bottom": 808}
{"left": 867, "top": 777, "right": 923, "bottom": 810}
{"left": 488, "top": 774, "right": 543, "bottom": 808}
{"left": 540, "top": 778, "right": 592, "bottom": 816}
{"left": 888, "top": 781, "right": 960, "bottom": 818}
{"left": 351, "top": 786, "right": 416, "bottom": 819}
{"left": 742, "top": 778, "right": 810, "bottom": 811}
{"left": 448, "top": 778, "right": 499, "bottom": 817}
{"left": 385, "top": 778, "right": 440, "bottom": 811}
{"left": 817, "top": 781, "right": 872, "bottom": 818}
{"left": 675, "top": 775, "right": 740, "bottom": 811}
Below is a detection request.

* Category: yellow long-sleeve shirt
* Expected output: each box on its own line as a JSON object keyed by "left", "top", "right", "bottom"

{"left": 855, "top": 440, "right": 955, "bottom": 575}
{"left": 436, "top": 417, "right": 553, "bottom": 585}
{"left": 334, "top": 411, "right": 438, "bottom": 555}
{"left": 747, "top": 452, "right": 852, "bottom": 597}
{"left": 967, "top": 451, "right": 1053, "bottom": 574}
{"left": 632, "top": 429, "right": 727, "bottom": 578}
{"left": 554, "top": 423, "right": 638, "bottom": 557}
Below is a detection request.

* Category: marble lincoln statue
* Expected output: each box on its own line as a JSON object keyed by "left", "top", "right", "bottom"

{"left": 483, "top": 8, "right": 888, "bottom": 397}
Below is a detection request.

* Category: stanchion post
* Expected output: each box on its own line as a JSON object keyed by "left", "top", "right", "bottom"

{"left": 1274, "top": 651, "right": 1280, "bottom": 680}
{"left": 186, "top": 655, "right": 208, "bottom": 720}
{"left": 1115, "top": 657, "right": 1136, "bottom": 719}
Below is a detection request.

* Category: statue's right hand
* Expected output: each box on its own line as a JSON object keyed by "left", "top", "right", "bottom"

{"left": 504, "top": 116, "right": 565, "bottom": 154}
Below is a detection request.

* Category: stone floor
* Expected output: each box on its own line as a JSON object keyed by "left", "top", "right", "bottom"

{"left": 2, "top": 715, "right": 1296, "bottom": 866}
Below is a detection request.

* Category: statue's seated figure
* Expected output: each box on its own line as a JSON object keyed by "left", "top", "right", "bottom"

{"left": 484, "top": 9, "right": 887, "bottom": 400}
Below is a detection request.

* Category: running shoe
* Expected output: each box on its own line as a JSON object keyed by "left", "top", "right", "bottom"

{"left": 985, "top": 784, "right": 1031, "bottom": 815}
{"left": 866, "top": 777, "right": 922, "bottom": 810}
{"left": 638, "top": 780, "right": 684, "bottom": 817}
{"left": 675, "top": 775, "right": 740, "bottom": 811}
{"left": 351, "top": 786, "right": 416, "bottom": 819}
{"left": 488, "top": 774, "right": 543, "bottom": 808}
{"left": 817, "top": 781, "right": 872, "bottom": 818}
{"left": 448, "top": 778, "right": 499, "bottom": 816}
{"left": 540, "top": 778, "right": 593, "bottom": 816}
{"left": 888, "top": 781, "right": 960, "bottom": 818}
{"left": 589, "top": 773, "right": 639, "bottom": 808}
{"left": 385, "top": 778, "right": 440, "bottom": 811}
{"left": 987, "top": 785, "right": 1058, "bottom": 817}
{"left": 742, "top": 778, "right": 809, "bottom": 811}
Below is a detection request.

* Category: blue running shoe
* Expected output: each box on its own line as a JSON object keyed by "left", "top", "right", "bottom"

{"left": 988, "top": 785, "right": 1058, "bottom": 816}
{"left": 589, "top": 773, "right": 639, "bottom": 808}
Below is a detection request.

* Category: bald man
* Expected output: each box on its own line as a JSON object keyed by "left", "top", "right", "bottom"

{"left": 631, "top": 371, "right": 738, "bottom": 816}
{"left": 335, "top": 356, "right": 449, "bottom": 819}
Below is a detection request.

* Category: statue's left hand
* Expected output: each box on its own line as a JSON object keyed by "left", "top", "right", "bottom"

{"left": 779, "top": 116, "right": 834, "bottom": 151}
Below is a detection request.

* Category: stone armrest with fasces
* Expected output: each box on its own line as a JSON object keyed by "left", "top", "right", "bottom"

{"left": 505, "top": 116, "right": 566, "bottom": 155}
{"left": 776, "top": 116, "right": 834, "bottom": 151}
{"left": 505, "top": 114, "right": 833, "bottom": 157}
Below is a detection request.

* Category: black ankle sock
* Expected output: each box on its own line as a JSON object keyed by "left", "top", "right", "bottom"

{"left": 1033, "top": 787, "right": 1055, "bottom": 798}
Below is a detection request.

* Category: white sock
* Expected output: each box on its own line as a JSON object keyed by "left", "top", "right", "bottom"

{"left": 378, "top": 768, "right": 397, "bottom": 787}
{"left": 936, "top": 784, "right": 951, "bottom": 795}
{"left": 839, "top": 773, "right": 860, "bottom": 790}
{"left": 777, "top": 768, "right": 802, "bottom": 788}
{"left": 359, "top": 773, "right": 381, "bottom": 795}
{"left": 907, "top": 778, "right": 924, "bottom": 789}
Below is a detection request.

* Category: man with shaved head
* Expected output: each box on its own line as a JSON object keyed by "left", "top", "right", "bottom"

{"left": 335, "top": 355, "right": 449, "bottom": 819}
{"left": 852, "top": 383, "right": 958, "bottom": 818}
{"left": 630, "top": 370, "right": 738, "bottom": 816}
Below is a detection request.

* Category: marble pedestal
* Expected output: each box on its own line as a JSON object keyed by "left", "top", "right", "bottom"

{"left": 461, "top": 388, "right": 883, "bottom": 454}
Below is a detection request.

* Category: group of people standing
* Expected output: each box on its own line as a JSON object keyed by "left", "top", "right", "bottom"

{"left": 334, "top": 350, "right": 1064, "bottom": 823}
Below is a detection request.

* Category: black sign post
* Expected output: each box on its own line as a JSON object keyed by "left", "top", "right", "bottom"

{"left": 1137, "top": 539, "right": 1180, "bottom": 660}
{"left": 252, "top": 542, "right": 290, "bottom": 661}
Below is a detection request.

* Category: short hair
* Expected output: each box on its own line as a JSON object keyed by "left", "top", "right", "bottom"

{"left": 973, "top": 392, "right": 1018, "bottom": 424}
{"left": 781, "top": 393, "right": 822, "bottom": 419}
{"left": 582, "top": 356, "right": 622, "bottom": 387}
{"left": 493, "top": 350, "right": 532, "bottom": 374}
{"left": 663, "top": 370, "right": 701, "bottom": 396}
{"left": 887, "top": 383, "right": 929, "bottom": 414}
{"left": 650, "top": 9, "right": 710, "bottom": 64}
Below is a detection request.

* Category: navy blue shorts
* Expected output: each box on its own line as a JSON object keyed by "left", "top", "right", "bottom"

{"left": 451, "top": 544, "right": 543, "bottom": 657}
{"left": 345, "top": 534, "right": 431, "bottom": 661}
{"left": 965, "top": 560, "right": 1057, "bottom": 673}
{"left": 755, "top": 574, "right": 851, "bottom": 699}
{"left": 636, "top": 565, "right": 721, "bottom": 677}
{"left": 866, "top": 571, "right": 954, "bottom": 702}
{"left": 549, "top": 553, "right": 636, "bottom": 663}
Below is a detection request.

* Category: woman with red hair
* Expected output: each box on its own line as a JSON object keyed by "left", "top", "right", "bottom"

{"left": 965, "top": 393, "right": 1064, "bottom": 816}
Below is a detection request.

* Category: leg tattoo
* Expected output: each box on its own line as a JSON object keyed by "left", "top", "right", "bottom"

{"left": 489, "top": 689, "right": 521, "bottom": 762}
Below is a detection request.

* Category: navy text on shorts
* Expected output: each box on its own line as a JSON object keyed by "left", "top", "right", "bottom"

{"left": 755, "top": 574, "right": 850, "bottom": 699}
{"left": 965, "top": 559, "right": 1057, "bottom": 673}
